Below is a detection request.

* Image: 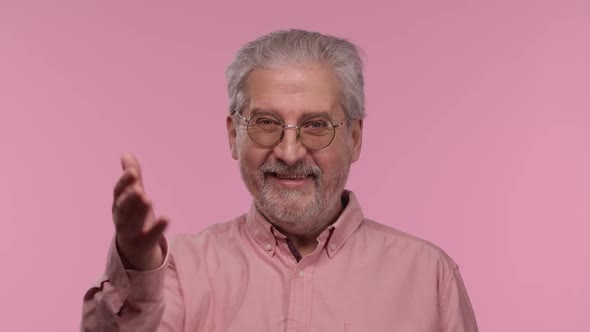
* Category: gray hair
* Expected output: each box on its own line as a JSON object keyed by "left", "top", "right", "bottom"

{"left": 225, "top": 29, "right": 366, "bottom": 119}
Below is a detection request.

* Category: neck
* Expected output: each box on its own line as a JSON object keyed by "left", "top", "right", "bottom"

{"left": 289, "top": 233, "right": 323, "bottom": 257}
{"left": 278, "top": 195, "right": 345, "bottom": 257}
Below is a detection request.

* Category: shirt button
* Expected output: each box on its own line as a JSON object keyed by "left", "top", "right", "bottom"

{"left": 330, "top": 242, "right": 337, "bottom": 250}
{"left": 298, "top": 271, "right": 305, "bottom": 278}
{"left": 265, "top": 243, "right": 272, "bottom": 251}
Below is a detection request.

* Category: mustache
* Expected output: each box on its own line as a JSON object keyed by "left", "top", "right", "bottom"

{"left": 259, "top": 160, "right": 321, "bottom": 177}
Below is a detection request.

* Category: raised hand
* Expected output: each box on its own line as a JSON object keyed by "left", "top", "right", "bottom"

{"left": 112, "top": 153, "right": 168, "bottom": 271}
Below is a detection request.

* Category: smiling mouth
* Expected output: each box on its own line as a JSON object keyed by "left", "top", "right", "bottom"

{"left": 271, "top": 173, "right": 312, "bottom": 180}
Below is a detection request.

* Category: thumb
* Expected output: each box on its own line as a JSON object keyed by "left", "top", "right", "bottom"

{"left": 144, "top": 217, "right": 169, "bottom": 246}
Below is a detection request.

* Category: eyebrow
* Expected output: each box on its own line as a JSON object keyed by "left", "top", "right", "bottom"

{"left": 249, "top": 108, "right": 333, "bottom": 120}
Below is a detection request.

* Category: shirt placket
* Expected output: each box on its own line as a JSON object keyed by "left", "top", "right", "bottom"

{"left": 267, "top": 224, "right": 332, "bottom": 332}
{"left": 285, "top": 260, "right": 313, "bottom": 332}
{"left": 283, "top": 235, "right": 329, "bottom": 332}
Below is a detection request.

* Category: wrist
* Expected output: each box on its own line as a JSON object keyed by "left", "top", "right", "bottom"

{"left": 116, "top": 237, "right": 164, "bottom": 271}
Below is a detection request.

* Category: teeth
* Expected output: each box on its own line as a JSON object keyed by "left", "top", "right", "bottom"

{"left": 275, "top": 174, "right": 308, "bottom": 179}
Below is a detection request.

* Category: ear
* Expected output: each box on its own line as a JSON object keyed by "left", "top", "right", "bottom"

{"left": 226, "top": 115, "right": 238, "bottom": 160}
{"left": 350, "top": 119, "right": 363, "bottom": 163}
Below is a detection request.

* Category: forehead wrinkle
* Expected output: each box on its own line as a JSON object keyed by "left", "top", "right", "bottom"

{"left": 244, "top": 64, "right": 344, "bottom": 121}
{"left": 248, "top": 93, "right": 337, "bottom": 112}
{"left": 248, "top": 107, "right": 338, "bottom": 121}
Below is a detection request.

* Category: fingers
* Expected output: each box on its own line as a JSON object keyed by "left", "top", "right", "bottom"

{"left": 121, "top": 152, "right": 144, "bottom": 186}
{"left": 114, "top": 185, "right": 149, "bottom": 217}
{"left": 121, "top": 152, "right": 142, "bottom": 173}
{"left": 115, "top": 153, "right": 146, "bottom": 200}
{"left": 143, "top": 217, "right": 169, "bottom": 245}
{"left": 112, "top": 153, "right": 168, "bottom": 270}
{"left": 113, "top": 185, "right": 151, "bottom": 231}
{"left": 113, "top": 168, "right": 140, "bottom": 200}
{"left": 115, "top": 216, "right": 168, "bottom": 270}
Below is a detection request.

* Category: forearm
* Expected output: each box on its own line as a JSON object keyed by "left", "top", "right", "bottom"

{"left": 80, "top": 237, "right": 170, "bottom": 332}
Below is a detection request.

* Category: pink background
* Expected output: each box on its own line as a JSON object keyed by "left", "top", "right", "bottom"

{"left": 1, "top": 1, "right": 589, "bottom": 330}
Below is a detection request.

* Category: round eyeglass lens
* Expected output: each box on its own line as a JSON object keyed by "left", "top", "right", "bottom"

{"left": 246, "top": 112, "right": 338, "bottom": 149}
{"left": 247, "top": 112, "right": 283, "bottom": 146}
{"left": 298, "top": 114, "right": 336, "bottom": 149}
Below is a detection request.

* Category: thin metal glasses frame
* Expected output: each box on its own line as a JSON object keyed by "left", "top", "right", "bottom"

{"left": 233, "top": 109, "right": 349, "bottom": 150}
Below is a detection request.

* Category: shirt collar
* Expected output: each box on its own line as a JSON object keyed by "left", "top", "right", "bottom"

{"left": 324, "top": 191, "right": 364, "bottom": 258}
{"left": 245, "top": 190, "right": 365, "bottom": 259}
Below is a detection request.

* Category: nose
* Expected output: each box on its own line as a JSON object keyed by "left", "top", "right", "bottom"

{"left": 272, "top": 126, "right": 307, "bottom": 165}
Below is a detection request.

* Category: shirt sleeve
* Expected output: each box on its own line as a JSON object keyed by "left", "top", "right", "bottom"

{"left": 439, "top": 265, "right": 479, "bottom": 332}
{"left": 80, "top": 236, "right": 184, "bottom": 332}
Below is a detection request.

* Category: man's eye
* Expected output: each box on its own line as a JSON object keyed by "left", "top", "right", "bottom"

{"left": 304, "top": 121, "right": 328, "bottom": 128}
{"left": 255, "top": 118, "right": 280, "bottom": 126}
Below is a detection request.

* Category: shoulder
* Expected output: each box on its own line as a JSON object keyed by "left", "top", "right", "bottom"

{"left": 359, "top": 218, "right": 459, "bottom": 270}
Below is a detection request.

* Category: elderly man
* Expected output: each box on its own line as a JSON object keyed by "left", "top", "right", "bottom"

{"left": 82, "top": 30, "right": 478, "bottom": 331}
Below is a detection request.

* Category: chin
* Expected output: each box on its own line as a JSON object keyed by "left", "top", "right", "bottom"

{"left": 258, "top": 187, "right": 323, "bottom": 225}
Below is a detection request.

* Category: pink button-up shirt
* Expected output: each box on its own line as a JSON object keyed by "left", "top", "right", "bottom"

{"left": 82, "top": 191, "right": 478, "bottom": 331}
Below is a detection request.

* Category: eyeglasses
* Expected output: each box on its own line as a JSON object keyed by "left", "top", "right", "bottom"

{"left": 233, "top": 109, "right": 349, "bottom": 150}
